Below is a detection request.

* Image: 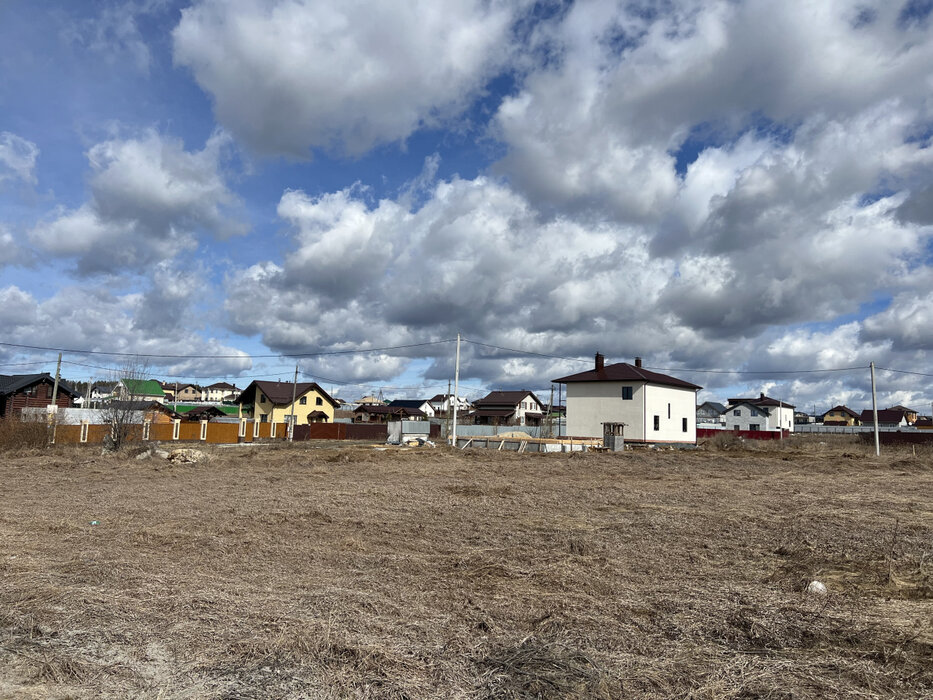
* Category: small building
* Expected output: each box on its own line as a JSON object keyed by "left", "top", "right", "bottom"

{"left": 0, "top": 374, "right": 79, "bottom": 419}
{"left": 914, "top": 417, "right": 933, "bottom": 430}
{"left": 859, "top": 409, "right": 908, "bottom": 428}
{"left": 553, "top": 355, "right": 701, "bottom": 443}
{"left": 354, "top": 404, "right": 426, "bottom": 423}
{"left": 821, "top": 405, "right": 860, "bottom": 426}
{"left": 696, "top": 401, "right": 726, "bottom": 425}
{"left": 201, "top": 382, "right": 240, "bottom": 402}
{"left": 116, "top": 379, "right": 166, "bottom": 403}
{"left": 472, "top": 391, "right": 545, "bottom": 426}
{"left": 387, "top": 399, "right": 435, "bottom": 418}
{"left": 237, "top": 381, "right": 338, "bottom": 425}
{"left": 726, "top": 393, "right": 795, "bottom": 432}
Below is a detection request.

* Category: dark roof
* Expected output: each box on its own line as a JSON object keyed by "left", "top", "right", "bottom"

{"left": 472, "top": 408, "right": 516, "bottom": 418}
{"left": 727, "top": 394, "right": 795, "bottom": 409}
{"left": 429, "top": 394, "right": 447, "bottom": 402}
{"left": 0, "top": 373, "right": 79, "bottom": 398}
{"left": 822, "top": 405, "right": 860, "bottom": 419}
{"left": 182, "top": 405, "right": 226, "bottom": 420}
{"left": 859, "top": 409, "right": 906, "bottom": 424}
{"left": 388, "top": 399, "right": 429, "bottom": 409}
{"left": 307, "top": 410, "right": 329, "bottom": 419}
{"left": 354, "top": 405, "right": 425, "bottom": 417}
{"left": 206, "top": 382, "right": 238, "bottom": 390}
{"left": 553, "top": 363, "right": 701, "bottom": 390}
{"left": 238, "top": 380, "right": 338, "bottom": 408}
{"left": 915, "top": 417, "right": 933, "bottom": 427}
{"left": 887, "top": 405, "right": 917, "bottom": 413}
{"left": 474, "top": 391, "right": 542, "bottom": 407}
{"left": 697, "top": 401, "right": 726, "bottom": 413}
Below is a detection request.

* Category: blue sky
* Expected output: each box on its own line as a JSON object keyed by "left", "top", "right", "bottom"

{"left": 1, "top": 0, "right": 933, "bottom": 412}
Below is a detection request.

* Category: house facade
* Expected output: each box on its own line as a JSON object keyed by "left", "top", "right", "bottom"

{"left": 238, "top": 381, "right": 338, "bottom": 425}
{"left": 696, "top": 401, "right": 726, "bottom": 425}
{"left": 354, "top": 405, "right": 426, "bottom": 423}
{"left": 724, "top": 402, "right": 779, "bottom": 431}
{"left": 428, "top": 393, "right": 472, "bottom": 415}
{"left": 553, "top": 355, "right": 701, "bottom": 443}
{"left": 0, "top": 374, "right": 78, "bottom": 419}
{"left": 726, "top": 394, "right": 795, "bottom": 432}
{"left": 387, "top": 399, "right": 435, "bottom": 418}
{"left": 859, "top": 409, "right": 908, "bottom": 428}
{"left": 201, "top": 382, "right": 239, "bottom": 402}
{"left": 821, "top": 405, "right": 860, "bottom": 426}
{"left": 471, "top": 391, "right": 545, "bottom": 426}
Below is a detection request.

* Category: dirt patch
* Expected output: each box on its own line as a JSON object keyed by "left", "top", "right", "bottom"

{"left": 0, "top": 442, "right": 931, "bottom": 697}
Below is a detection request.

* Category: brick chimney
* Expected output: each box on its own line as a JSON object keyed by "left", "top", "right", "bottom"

{"left": 760, "top": 392, "right": 765, "bottom": 400}
{"left": 595, "top": 352, "right": 604, "bottom": 371}
{"left": 635, "top": 357, "right": 642, "bottom": 368}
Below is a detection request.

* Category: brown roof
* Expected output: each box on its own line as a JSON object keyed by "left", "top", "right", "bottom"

{"left": 306, "top": 410, "right": 329, "bottom": 419}
{"left": 859, "top": 409, "right": 906, "bottom": 424}
{"left": 553, "top": 363, "right": 700, "bottom": 390}
{"left": 472, "top": 408, "right": 516, "bottom": 418}
{"left": 728, "top": 394, "right": 795, "bottom": 409}
{"left": 474, "top": 391, "right": 542, "bottom": 407}
{"left": 239, "top": 380, "right": 337, "bottom": 408}
{"left": 822, "top": 405, "right": 860, "bottom": 420}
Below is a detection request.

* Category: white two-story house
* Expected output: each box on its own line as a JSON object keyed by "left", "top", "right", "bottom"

{"left": 553, "top": 354, "right": 701, "bottom": 444}
{"left": 725, "top": 393, "right": 795, "bottom": 432}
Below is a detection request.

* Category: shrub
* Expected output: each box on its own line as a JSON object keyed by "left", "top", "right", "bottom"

{"left": 0, "top": 415, "right": 49, "bottom": 451}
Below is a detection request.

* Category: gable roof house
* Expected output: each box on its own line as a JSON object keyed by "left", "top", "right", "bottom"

{"left": 697, "top": 401, "right": 726, "bottom": 425}
{"left": 886, "top": 405, "right": 918, "bottom": 424}
{"left": 116, "top": 379, "right": 166, "bottom": 403}
{"left": 821, "top": 405, "right": 861, "bottom": 426}
{"left": 859, "top": 409, "right": 909, "bottom": 428}
{"left": 472, "top": 390, "right": 545, "bottom": 426}
{"left": 201, "top": 382, "right": 240, "bottom": 403}
{"left": 238, "top": 380, "right": 338, "bottom": 425}
{"left": 726, "top": 393, "right": 796, "bottom": 432}
{"left": 354, "top": 404, "right": 426, "bottom": 423}
{"left": 0, "top": 374, "right": 79, "bottom": 419}
{"left": 428, "top": 393, "right": 472, "bottom": 415}
{"left": 553, "top": 355, "right": 701, "bottom": 443}
{"left": 387, "top": 399, "right": 435, "bottom": 418}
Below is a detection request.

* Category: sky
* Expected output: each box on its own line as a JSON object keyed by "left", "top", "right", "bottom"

{"left": 1, "top": 0, "right": 933, "bottom": 412}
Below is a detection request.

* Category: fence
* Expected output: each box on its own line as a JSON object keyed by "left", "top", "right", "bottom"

{"left": 697, "top": 428, "right": 791, "bottom": 441}
{"left": 49, "top": 419, "right": 292, "bottom": 446}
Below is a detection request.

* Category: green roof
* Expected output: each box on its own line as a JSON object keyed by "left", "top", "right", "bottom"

{"left": 122, "top": 378, "right": 165, "bottom": 397}
{"left": 167, "top": 403, "right": 239, "bottom": 415}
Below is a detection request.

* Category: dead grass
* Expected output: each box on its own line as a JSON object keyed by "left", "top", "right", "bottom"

{"left": 0, "top": 441, "right": 931, "bottom": 698}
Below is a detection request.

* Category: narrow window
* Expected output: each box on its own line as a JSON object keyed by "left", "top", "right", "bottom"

{"left": 259, "top": 395, "right": 267, "bottom": 404}
{"left": 299, "top": 396, "right": 307, "bottom": 405}
{"left": 622, "top": 386, "right": 633, "bottom": 400}
{"left": 316, "top": 397, "right": 323, "bottom": 406}
{"left": 668, "top": 403, "right": 671, "bottom": 419}
{"left": 682, "top": 417, "right": 688, "bottom": 432}
{"left": 653, "top": 415, "right": 659, "bottom": 431}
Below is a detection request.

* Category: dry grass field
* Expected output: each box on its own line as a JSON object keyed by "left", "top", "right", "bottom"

{"left": 1, "top": 437, "right": 931, "bottom": 699}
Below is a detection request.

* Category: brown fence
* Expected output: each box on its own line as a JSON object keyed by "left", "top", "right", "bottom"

{"left": 49, "top": 420, "right": 291, "bottom": 446}
{"left": 698, "top": 428, "right": 791, "bottom": 441}
{"left": 293, "top": 423, "right": 388, "bottom": 441}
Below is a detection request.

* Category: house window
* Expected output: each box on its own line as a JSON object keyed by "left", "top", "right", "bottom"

{"left": 751, "top": 409, "right": 759, "bottom": 417}
{"left": 260, "top": 414, "right": 267, "bottom": 423}
{"left": 316, "top": 397, "right": 322, "bottom": 406}
{"left": 749, "top": 423, "right": 760, "bottom": 431}
{"left": 259, "top": 395, "right": 266, "bottom": 404}
{"left": 733, "top": 409, "right": 740, "bottom": 416}
{"left": 653, "top": 415, "right": 659, "bottom": 431}
{"left": 668, "top": 403, "right": 671, "bottom": 419}
{"left": 299, "top": 396, "right": 307, "bottom": 405}
{"left": 682, "top": 418, "right": 688, "bottom": 432}
{"left": 622, "top": 387, "right": 633, "bottom": 400}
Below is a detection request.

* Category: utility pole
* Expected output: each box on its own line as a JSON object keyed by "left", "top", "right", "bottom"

{"left": 452, "top": 333, "right": 461, "bottom": 447}
{"left": 870, "top": 362, "right": 880, "bottom": 457}
{"left": 446, "top": 379, "right": 451, "bottom": 441}
{"left": 50, "top": 352, "right": 62, "bottom": 408}
{"left": 289, "top": 364, "right": 298, "bottom": 442}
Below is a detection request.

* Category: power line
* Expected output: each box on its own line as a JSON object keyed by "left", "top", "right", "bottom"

{"left": 876, "top": 366, "right": 933, "bottom": 378}
{"left": 644, "top": 364, "right": 866, "bottom": 375}
{"left": 0, "top": 338, "right": 456, "bottom": 359}
{"left": 462, "top": 338, "right": 591, "bottom": 363}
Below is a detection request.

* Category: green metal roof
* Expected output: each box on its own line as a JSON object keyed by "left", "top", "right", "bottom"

{"left": 121, "top": 378, "right": 165, "bottom": 397}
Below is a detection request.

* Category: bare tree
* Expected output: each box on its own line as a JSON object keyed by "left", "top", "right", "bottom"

{"left": 100, "top": 358, "right": 151, "bottom": 451}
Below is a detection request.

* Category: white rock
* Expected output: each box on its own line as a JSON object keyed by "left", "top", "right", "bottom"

{"left": 806, "top": 580, "right": 827, "bottom": 595}
{"left": 168, "top": 448, "right": 208, "bottom": 464}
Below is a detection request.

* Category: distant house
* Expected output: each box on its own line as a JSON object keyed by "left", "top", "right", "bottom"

{"left": 106, "top": 400, "right": 182, "bottom": 424}
{"left": 859, "top": 409, "right": 908, "bottom": 428}
{"left": 388, "top": 399, "right": 435, "bottom": 418}
{"left": 0, "top": 373, "right": 79, "bottom": 419}
{"left": 170, "top": 384, "right": 201, "bottom": 403}
{"left": 553, "top": 355, "right": 700, "bottom": 443}
{"left": 180, "top": 405, "right": 227, "bottom": 422}
{"left": 116, "top": 379, "right": 166, "bottom": 403}
{"left": 472, "top": 390, "right": 545, "bottom": 427}
{"left": 821, "top": 405, "right": 860, "bottom": 426}
{"left": 696, "top": 401, "right": 726, "bottom": 425}
{"left": 886, "top": 405, "right": 918, "bottom": 424}
{"left": 726, "top": 393, "right": 795, "bottom": 433}
{"left": 724, "top": 401, "right": 782, "bottom": 432}
{"left": 428, "top": 393, "right": 472, "bottom": 415}
{"left": 915, "top": 417, "right": 933, "bottom": 430}
{"left": 201, "top": 382, "right": 239, "bottom": 403}
{"left": 354, "top": 404, "right": 426, "bottom": 423}
{"left": 355, "top": 395, "right": 385, "bottom": 408}
{"left": 238, "top": 381, "right": 338, "bottom": 425}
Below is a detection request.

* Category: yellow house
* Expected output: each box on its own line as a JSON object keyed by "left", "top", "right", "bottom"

{"left": 238, "top": 380, "right": 338, "bottom": 425}
{"left": 821, "top": 405, "right": 860, "bottom": 426}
